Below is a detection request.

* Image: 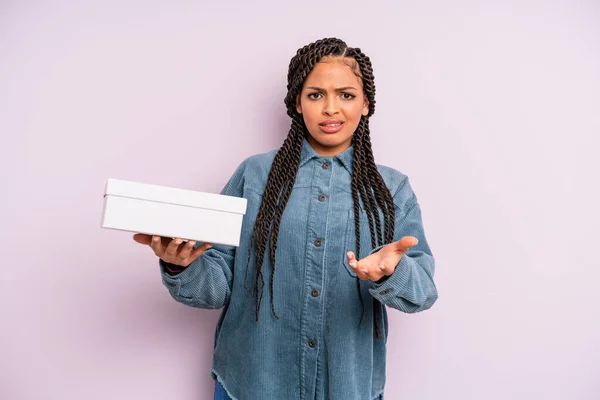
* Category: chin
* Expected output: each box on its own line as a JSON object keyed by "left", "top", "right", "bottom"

{"left": 312, "top": 132, "right": 352, "bottom": 146}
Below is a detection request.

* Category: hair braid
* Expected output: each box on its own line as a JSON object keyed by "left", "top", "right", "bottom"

{"left": 361, "top": 122, "right": 395, "bottom": 244}
{"left": 245, "top": 122, "right": 303, "bottom": 320}
{"left": 266, "top": 122, "right": 304, "bottom": 319}
{"left": 357, "top": 122, "right": 382, "bottom": 248}
{"left": 350, "top": 133, "right": 366, "bottom": 324}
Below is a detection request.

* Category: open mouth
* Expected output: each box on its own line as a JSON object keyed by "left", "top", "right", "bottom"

{"left": 319, "top": 120, "right": 345, "bottom": 133}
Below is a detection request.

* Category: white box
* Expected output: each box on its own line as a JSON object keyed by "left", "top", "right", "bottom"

{"left": 101, "top": 178, "right": 247, "bottom": 246}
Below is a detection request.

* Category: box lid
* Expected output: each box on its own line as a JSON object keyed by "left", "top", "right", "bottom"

{"left": 104, "top": 178, "right": 247, "bottom": 215}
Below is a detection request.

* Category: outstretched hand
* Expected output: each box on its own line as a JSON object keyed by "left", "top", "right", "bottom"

{"left": 346, "top": 236, "right": 419, "bottom": 282}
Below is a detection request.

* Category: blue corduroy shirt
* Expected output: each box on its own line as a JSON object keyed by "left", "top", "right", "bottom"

{"left": 160, "top": 138, "right": 438, "bottom": 400}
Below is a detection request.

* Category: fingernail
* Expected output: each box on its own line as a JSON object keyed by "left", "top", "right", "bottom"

{"left": 347, "top": 251, "right": 352, "bottom": 258}
{"left": 361, "top": 269, "right": 369, "bottom": 274}
{"left": 174, "top": 239, "right": 182, "bottom": 244}
{"left": 153, "top": 236, "right": 159, "bottom": 242}
{"left": 349, "top": 262, "right": 356, "bottom": 268}
{"left": 189, "top": 241, "right": 196, "bottom": 246}
{"left": 378, "top": 264, "right": 386, "bottom": 270}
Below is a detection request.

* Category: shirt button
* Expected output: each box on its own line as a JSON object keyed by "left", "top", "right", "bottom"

{"left": 311, "top": 289, "right": 319, "bottom": 297}
{"left": 308, "top": 339, "right": 316, "bottom": 348}
{"left": 380, "top": 289, "right": 390, "bottom": 295}
{"left": 322, "top": 162, "right": 330, "bottom": 170}
{"left": 318, "top": 194, "right": 327, "bottom": 202}
{"left": 314, "top": 238, "right": 322, "bottom": 247}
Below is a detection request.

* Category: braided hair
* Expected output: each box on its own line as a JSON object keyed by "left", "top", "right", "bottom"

{"left": 246, "top": 37, "right": 395, "bottom": 338}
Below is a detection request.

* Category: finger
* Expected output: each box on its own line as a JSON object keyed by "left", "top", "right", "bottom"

{"left": 165, "top": 237, "right": 183, "bottom": 257}
{"left": 355, "top": 269, "right": 370, "bottom": 280}
{"left": 347, "top": 251, "right": 367, "bottom": 277}
{"left": 176, "top": 240, "right": 197, "bottom": 261}
{"left": 191, "top": 242, "right": 213, "bottom": 257}
{"left": 346, "top": 251, "right": 357, "bottom": 265}
{"left": 188, "top": 242, "right": 213, "bottom": 262}
{"left": 395, "top": 236, "right": 419, "bottom": 252}
{"left": 150, "top": 235, "right": 165, "bottom": 256}
{"left": 133, "top": 233, "right": 152, "bottom": 245}
{"left": 349, "top": 259, "right": 371, "bottom": 280}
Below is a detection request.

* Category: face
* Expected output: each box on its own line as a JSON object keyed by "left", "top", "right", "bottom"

{"left": 296, "top": 56, "right": 369, "bottom": 156}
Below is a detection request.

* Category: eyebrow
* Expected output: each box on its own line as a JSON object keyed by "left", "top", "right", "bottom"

{"left": 306, "top": 86, "right": 358, "bottom": 91}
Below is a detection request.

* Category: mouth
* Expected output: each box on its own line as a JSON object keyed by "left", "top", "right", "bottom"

{"left": 319, "top": 120, "right": 345, "bottom": 134}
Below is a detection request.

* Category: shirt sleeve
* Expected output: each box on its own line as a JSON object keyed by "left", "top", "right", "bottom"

{"left": 159, "top": 158, "right": 248, "bottom": 309}
{"left": 368, "top": 177, "right": 438, "bottom": 313}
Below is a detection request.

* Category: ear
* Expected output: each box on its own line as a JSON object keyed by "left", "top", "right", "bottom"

{"left": 296, "top": 94, "right": 302, "bottom": 114}
{"left": 362, "top": 98, "right": 369, "bottom": 116}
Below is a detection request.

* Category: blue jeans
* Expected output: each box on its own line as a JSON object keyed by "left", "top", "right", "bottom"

{"left": 214, "top": 379, "right": 231, "bottom": 400}
{"left": 214, "top": 380, "right": 383, "bottom": 399}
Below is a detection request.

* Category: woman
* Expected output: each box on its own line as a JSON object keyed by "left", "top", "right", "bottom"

{"left": 134, "top": 37, "right": 438, "bottom": 400}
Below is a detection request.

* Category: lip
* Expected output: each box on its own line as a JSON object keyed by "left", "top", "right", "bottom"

{"left": 319, "top": 120, "right": 345, "bottom": 134}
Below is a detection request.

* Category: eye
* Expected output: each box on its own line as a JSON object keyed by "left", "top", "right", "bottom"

{"left": 307, "top": 92, "right": 322, "bottom": 100}
{"left": 341, "top": 92, "right": 356, "bottom": 100}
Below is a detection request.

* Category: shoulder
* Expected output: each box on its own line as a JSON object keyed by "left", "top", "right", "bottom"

{"left": 375, "top": 163, "right": 417, "bottom": 210}
{"left": 221, "top": 148, "right": 278, "bottom": 196}
{"left": 234, "top": 148, "right": 278, "bottom": 181}
{"left": 243, "top": 148, "right": 278, "bottom": 174}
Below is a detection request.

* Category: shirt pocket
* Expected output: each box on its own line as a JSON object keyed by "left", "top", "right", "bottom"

{"left": 342, "top": 208, "right": 377, "bottom": 278}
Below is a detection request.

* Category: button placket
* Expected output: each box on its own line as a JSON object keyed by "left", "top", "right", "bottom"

{"left": 300, "top": 158, "right": 332, "bottom": 398}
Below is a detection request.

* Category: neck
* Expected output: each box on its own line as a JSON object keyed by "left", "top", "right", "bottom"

{"left": 306, "top": 135, "right": 352, "bottom": 156}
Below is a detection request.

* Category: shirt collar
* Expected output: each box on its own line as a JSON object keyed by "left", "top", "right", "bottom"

{"left": 298, "top": 136, "right": 354, "bottom": 175}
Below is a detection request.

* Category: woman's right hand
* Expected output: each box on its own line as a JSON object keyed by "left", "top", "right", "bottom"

{"left": 133, "top": 234, "right": 213, "bottom": 267}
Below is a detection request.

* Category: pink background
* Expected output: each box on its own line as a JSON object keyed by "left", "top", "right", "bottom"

{"left": 2, "top": 1, "right": 599, "bottom": 399}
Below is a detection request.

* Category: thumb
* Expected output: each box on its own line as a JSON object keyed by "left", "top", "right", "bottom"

{"left": 396, "top": 236, "right": 419, "bottom": 252}
{"left": 133, "top": 233, "right": 152, "bottom": 245}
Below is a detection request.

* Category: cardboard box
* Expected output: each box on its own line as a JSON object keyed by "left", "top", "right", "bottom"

{"left": 101, "top": 178, "right": 247, "bottom": 246}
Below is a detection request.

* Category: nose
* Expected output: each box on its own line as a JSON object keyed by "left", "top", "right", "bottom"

{"left": 322, "top": 97, "right": 339, "bottom": 116}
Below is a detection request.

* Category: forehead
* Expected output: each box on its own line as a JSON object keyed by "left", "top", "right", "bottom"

{"left": 303, "top": 57, "right": 363, "bottom": 88}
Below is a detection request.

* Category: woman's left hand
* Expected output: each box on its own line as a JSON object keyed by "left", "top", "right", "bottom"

{"left": 346, "top": 236, "right": 419, "bottom": 282}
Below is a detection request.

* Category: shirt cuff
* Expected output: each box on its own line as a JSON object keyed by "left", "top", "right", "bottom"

{"left": 369, "top": 254, "right": 411, "bottom": 299}
{"left": 159, "top": 259, "right": 187, "bottom": 276}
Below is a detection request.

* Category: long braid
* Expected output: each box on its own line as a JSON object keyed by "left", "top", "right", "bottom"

{"left": 267, "top": 119, "right": 304, "bottom": 319}
{"left": 350, "top": 133, "right": 365, "bottom": 324}
{"left": 362, "top": 123, "right": 395, "bottom": 244}
{"left": 246, "top": 120, "right": 304, "bottom": 321}
{"left": 345, "top": 46, "right": 394, "bottom": 338}
{"left": 247, "top": 38, "right": 396, "bottom": 340}
{"left": 357, "top": 121, "right": 382, "bottom": 248}
{"left": 353, "top": 119, "right": 389, "bottom": 338}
